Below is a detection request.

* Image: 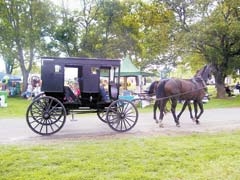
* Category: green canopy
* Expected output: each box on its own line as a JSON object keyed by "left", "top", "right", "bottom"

{"left": 120, "top": 57, "right": 154, "bottom": 77}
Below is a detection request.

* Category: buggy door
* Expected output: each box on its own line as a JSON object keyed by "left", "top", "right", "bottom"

{"left": 80, "top": 66, "right": 100, "bottom": 93}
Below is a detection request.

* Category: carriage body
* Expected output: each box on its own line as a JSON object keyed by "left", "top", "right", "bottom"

{"left": 41, "top": 57, "right": 120, "bottom": 110}
{"left": 26, "top": 57, "right": 138, "bottom": 135}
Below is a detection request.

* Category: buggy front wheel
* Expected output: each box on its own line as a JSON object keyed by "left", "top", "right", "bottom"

{"left": 26, "top": 96, "right": 66, "bottom": 135}
{"left": 106, "top": 99, "right": 138, "bottom": 132}
{"left": 97, "top": 108, "right": 108, "bottom": 123}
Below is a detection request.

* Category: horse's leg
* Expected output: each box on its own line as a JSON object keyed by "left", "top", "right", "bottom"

{"left": 153, "top": 100, "right": 158, "bottom": 123}
{"left": 192, "top": 100, "right": 198, "bottom": 122}
{"left": 177, "top": 100, "right": 188, "bottom": 120}
{"left": 170, "top": 98, "right": 180, "bottom": 127}
{"left": 187, "top": 102, "right": 194, "bottom": 121}
{"left": 158, "top": 99, "right": 167, "bottom": 128}
{"left": 196, "top": 101, "right": 204, "bottom": 124}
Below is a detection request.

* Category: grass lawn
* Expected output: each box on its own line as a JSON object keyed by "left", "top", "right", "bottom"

{"left": 1, "top": 131, "right": 240, "bottom": 179}
{"left": 0, "top": 96, "right": 31, "bottom": 118}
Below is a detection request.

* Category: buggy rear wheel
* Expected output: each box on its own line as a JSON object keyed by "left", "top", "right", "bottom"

{"left": 33, "top": 92, "right": 45, "bottom": 100}
{"left": 26, "top": 96, "right": 66, "bottom": 136}
{"left": 106, "top": 99, "right": 138, "bottom": 132}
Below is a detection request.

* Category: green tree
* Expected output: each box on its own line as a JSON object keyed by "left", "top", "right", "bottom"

{"left": 95, "top": 0, "right": 142, "bottom": 58}
{"left": 136, "top": 1, "right": 176, "bottom": 69}
{"left": 0, "top": 0, "right": 57, "bottom": 91}
{"left": 46, "top": 0, "right": 174, "bottom": 73}
{"left": 188, "top": 0, "right": 240, "bottom": 98}
{"left": 49, "top": 0, "right": 103, "bottom": 57}
{"left": 160, "top": 0, "right": 240, "bottom": 98}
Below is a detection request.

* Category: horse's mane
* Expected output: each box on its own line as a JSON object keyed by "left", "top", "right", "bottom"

{"left": 195, "top": 65, "right": 207, "bottom": 77}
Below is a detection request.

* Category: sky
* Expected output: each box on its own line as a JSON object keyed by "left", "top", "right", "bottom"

{"left": 51, "top": 0, "right": 82, "bottom": 10}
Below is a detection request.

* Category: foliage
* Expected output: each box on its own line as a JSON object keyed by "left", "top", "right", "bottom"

{"left": 0, "top": 0, "right": 58, "bottom": 91}
{"left": 43, "top": 0, "right": 175, "bottom": 69}
{"left": 160, "top": 0, "right": 240, "bottom": 98}
{"left": 1, "top": 131, "right": 240, "bottom": 179}
{"left": 135, "top": 1, "right": 176, "bottom": 69}
{"left": 190, "top": 0, "right": 240, "bottom": 97}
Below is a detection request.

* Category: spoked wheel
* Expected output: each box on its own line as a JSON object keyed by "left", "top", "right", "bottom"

{"left": 97, "top": 108, "right": 108, "bottom": 123}
{"left": 106, "top": 99, "right": 138, "bottom": 132}
{"left": 32, "top": 92, "right": 45, "bottom": 101}
{"left": 26, "top": 96, "right": 66, "bottom": 136}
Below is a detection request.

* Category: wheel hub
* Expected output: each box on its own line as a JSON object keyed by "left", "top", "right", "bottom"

{"left": 120, "top": 113, "right": 125, "bottom": 119}
{"left": 43, "top": 112, "right": 50, "bottom": 120}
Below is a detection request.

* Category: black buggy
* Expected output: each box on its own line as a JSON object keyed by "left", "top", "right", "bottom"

{"left": 26, "top": 57, "right": 138, "bottom": 135}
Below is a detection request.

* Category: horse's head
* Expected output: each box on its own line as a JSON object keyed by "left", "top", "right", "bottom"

{"left": 194, "top": 76, "right": 208, "bottom": 91}
{"left": 195, "top": 64, "right": 213, "bottom": 84}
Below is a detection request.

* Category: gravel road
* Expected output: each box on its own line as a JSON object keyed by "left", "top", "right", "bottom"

{"left": 0, "top": 108, "right": 239, "bottom": 144}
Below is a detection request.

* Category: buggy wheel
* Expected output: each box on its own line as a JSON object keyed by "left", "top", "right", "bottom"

{"left": 26, "top": 96, "right": 66, "bottom": 136}
{"left": 32, "top": 92, "right": 45, "bottom": 101}
{"left": 97, "top": 108, "right": 108, "bottom": 123}
{"left": 106, "top": 99, "right": 138, "bottom": 132}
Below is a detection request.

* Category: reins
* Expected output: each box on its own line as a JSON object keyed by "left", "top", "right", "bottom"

{"left": 133, "top": 85, "right": 207, "bottom": 102}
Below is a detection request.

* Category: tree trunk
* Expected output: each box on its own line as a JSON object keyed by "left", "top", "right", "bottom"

{"left": 17, "top": 43, "right": 29, "bottom": 92}
{"left": 215, "top": 82, "right": 226, "bottom": 98}
{"left": 22, "top": 70, "right": 30, "bottom": 92}
{"left": 214, "top": 71, "right": 226, "bottom": 98}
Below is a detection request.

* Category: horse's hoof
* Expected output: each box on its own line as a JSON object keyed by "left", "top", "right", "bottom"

{"left": 154, "top": 118, "right": 159, "bottom": 124}
{"left": 159, "top": 123, "right": 164, "bottom": 128}
{"left": 196, "top": 120, "right": 200, "bottom": 125}
{"left": 176, "top": 124, "right": 180, "bottom": 127}
{"left": 191, "top": 118, "right": 196, "bottom": 122}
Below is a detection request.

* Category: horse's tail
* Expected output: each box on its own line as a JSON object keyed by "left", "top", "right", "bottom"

{"left": 148, "top": 81, "right": 158, "bottom": 95}
{"left": 156, "top": 79, "right": 169, "bottom": 99}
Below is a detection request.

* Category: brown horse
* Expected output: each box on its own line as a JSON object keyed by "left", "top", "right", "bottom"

{"left": 155, "top": 65, "right": 211, "bottom": 127}
{"left": 147, "top": 80, "right": 195, "bottom": 123}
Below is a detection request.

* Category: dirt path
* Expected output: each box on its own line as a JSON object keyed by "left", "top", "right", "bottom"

{"left": 0, "top": 108, "right": 239, "bottom": 144}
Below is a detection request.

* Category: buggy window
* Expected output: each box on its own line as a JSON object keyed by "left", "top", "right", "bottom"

{"left": 91, "top": 67, "right": 98, "bottom": 75}
{"left": 54, "top": 65, "right": 61, "bottom": 73}
{"left": 110, "top": 66, "right": 119, "bottom": 84}
{"left": 64, "top": 67, "right": 80, "bottom": 96}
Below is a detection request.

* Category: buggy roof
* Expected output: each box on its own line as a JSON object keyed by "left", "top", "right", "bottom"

{"left": 41, "top": 57, "right": 120, "bottom": 67}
